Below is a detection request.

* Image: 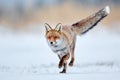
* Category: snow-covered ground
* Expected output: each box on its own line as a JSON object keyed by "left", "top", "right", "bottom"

{"left": 0, "top": 25, "right": 120, "bottom": 80}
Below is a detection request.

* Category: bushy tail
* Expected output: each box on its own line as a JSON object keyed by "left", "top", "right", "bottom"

{"left": 71, "top": 6, "right": 110, "bottom": 35}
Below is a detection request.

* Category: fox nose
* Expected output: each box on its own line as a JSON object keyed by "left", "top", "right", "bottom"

{"left": 50, "top": 42, "right": 53, "bottom": 44}
{"left": 50, "top": 41, "right": 56, "bottom": 45}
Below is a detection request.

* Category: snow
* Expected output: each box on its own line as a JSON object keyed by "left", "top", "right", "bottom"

{"left": 0, "top": 25, "right": 120, "bottom": 80}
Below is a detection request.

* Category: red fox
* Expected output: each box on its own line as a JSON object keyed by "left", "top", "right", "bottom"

{"left": 44, "top": 6, "right": 110, "bottom": 73}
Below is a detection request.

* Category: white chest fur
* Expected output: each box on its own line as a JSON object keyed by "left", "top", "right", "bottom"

{"left": 48, "top": 40, "right": 68, "bottom": 57}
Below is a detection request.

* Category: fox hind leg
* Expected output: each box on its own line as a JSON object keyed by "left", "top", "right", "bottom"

{"left": 69, "top": 47, "right": 75, "bottom": 66}
{"left": 69, "top": 37, "right": 76, "bottom": 66}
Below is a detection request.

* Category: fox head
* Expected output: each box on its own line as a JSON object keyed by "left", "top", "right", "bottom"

{"left": 44, "top": 23, "right": 63, "bottom": 47}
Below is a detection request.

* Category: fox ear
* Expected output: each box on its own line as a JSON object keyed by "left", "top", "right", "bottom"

{"left": 44, "top": 23, "right": 52, "bottom": 32}
{"left": 55, "top": 23, "right": 62, "bottom": 31}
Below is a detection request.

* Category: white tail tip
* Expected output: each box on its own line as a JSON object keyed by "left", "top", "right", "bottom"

{"left": 104, "top": 6, "right": 110, "bottom": 14}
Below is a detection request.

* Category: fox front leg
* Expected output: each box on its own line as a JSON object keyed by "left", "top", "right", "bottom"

{"left": 58, "top": 53, "right": 70, "bottom": 73}
{"left": 60, "top": 62, "right": 67, "bottom": 73}
{"left": 58, "top": 53, "right": 70, "bottom": 68}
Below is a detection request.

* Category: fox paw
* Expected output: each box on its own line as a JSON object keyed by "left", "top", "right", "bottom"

{"left": 60, "top": 69, "right": 66, "bottom": 73}
{"left": 69, "top": 61, "right": 73, "bottom": 67}
{"left": 58, "top": 61, "right": 64, "bottom": 68}
{"left": 58, "top": 62, "right": 63, "bottom": 68}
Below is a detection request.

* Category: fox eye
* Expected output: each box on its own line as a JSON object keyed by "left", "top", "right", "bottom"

{"left": 47, "top": 36, "right": 51, "bottom": 39}
{"left": 54, "top": 36, "right": 59, "bottom": 39}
